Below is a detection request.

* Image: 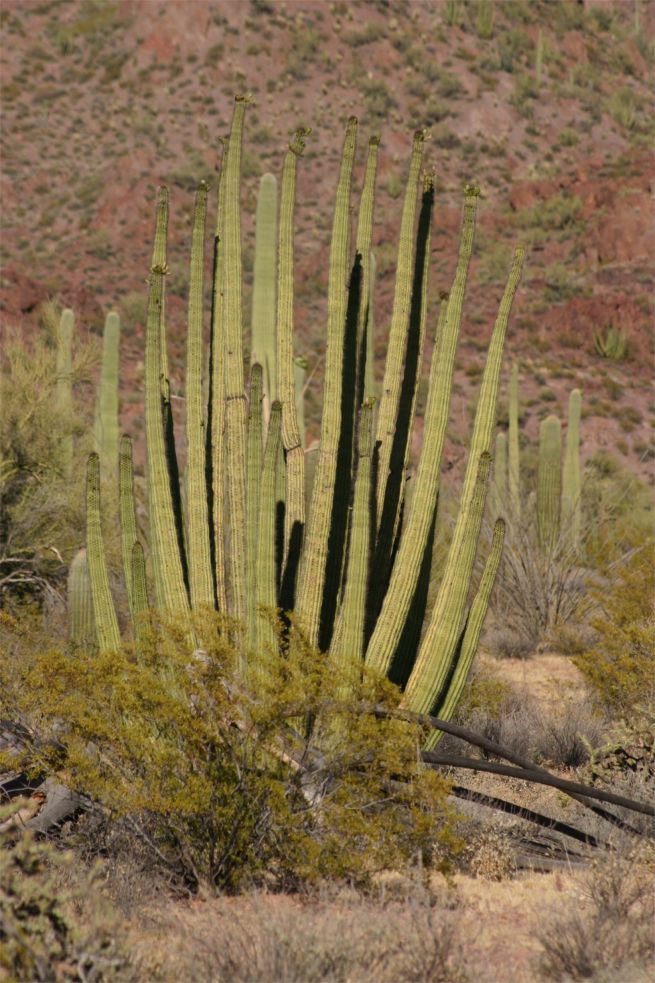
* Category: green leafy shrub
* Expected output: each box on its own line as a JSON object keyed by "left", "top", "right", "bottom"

{"left": 574, "top": 544, "right": 655, "bottom": 716}
{"left": 0, "top": 612, "right": 459, "bottom": 894}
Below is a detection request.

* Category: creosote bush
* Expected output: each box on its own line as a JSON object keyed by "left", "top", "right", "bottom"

{"left": 0, "top": 611, "right": 460, "bottom": 894}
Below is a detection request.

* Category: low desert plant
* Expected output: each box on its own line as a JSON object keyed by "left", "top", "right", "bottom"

{"left": 537, "top": 848, "right": 655, "bottom": 981}
{"left": 0, "top": 805, "right": 132, "bottom": 982}
{"left": 573, "top": 543, "right": 655, "bottom": 716}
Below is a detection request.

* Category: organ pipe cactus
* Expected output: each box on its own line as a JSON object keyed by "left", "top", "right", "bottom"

{"left": 56, "top": 308, "right": 74, "bottom": 478}
{"left": 562, "top": 388, "right": 582, "bottom": 549}
{"left": 76, "top": 103, "right": 526, "bottom": 743}
{"left": 94, "top": 311, "right": 120, "bottom": 477}
{"left": 67, "top": 548, "right": 95, "bottom": 648}
{"left": 251, "top": 173, "right": 278, "bottom": 425}
{"left": 537, "top": 415, "right": 562, "bottom": 552}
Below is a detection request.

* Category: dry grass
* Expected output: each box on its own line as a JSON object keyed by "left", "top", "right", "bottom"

{"left": 536, "top": 848, "right": 655, "bottom": 981}
{"left": 132, "top": 889, "right": 467, "bottom": 983}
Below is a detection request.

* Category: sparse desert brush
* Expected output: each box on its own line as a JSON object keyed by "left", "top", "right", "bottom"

{"left": 0, "top": 611, "right": 460, "bottom": 894}
{"left": 537, "top": 846, "right": 655, "bottom": 982}
{"left": 573, "top": 542, "right": 655, "bottom": 717}
{"left": 0, "top": 804, "right": 132, "bottom": 982}
{"left": 0, "top": 311, "right": 96, "bottom": 608}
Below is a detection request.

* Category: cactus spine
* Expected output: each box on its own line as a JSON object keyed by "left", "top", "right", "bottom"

{"left": 562, "top": 388, "right": 582, "bottom": 549}
{"left": 56, "top": 308, "right": 74, "bottom": 478}
{"left": 251, "top": 173, "right": 278, "bottom": 425}
{"left": 95, "top": 311, "right": 120, "bottom": 475}
{"left": 538, "top": 415, "right": 562, "bottom": 552}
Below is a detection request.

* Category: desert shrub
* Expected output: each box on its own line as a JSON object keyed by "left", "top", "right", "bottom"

{"left": 0, "top": 314, "right": 96, "bottom": 608}
{"left": 537, "top": 849, "right": 655, "bottom": 981}
{"left": 573, "top": 543, "right": 655, "bottom": 716}
{"left": 0, "top": 806, "right": 132, "bottom": 981}
{"left": 0, "top": 612, "right": 459, "bottom": 895}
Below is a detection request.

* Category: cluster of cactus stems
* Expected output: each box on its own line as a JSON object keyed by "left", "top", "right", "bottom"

{"left": 72, "top": 99, "right": 526, "bottom": 738}
{"left": 494, "top": 366, "right": 582, "bottom": 552}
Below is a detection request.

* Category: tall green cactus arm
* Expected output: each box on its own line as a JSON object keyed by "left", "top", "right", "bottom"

{"left": 293, "top": 356, "right": 307, "bottom": 452}
{"left": 562, "top": 388, "right": 582, "bottom": 550}
{"left": 364, "top": 251, "right": 377, "bottom": 401}
{"left": 493, "top": 430, "right": 507, "bottom": 515}
{"left": 223, "top": 97, "right": 249, "bottom": 629}
{"left": 252, "top": 173, "right": 278, "bottom": 425}
{"left": 210, "top": 138, "right": 229, "bottom": 613}
{"left": 68, "top": 548, "right": 96, "bottom": 649}
{"left": 329, "top": 400, "right": 374, "bottom": 684}
{"left": 256, "top": 401, "right": 283, "bottom": 656}
{"left": 145, "top": 218, "right": 190, "bottom": 620}
{"left": 94, "top": 311, "right": 120, "bottom": 476}
{"left": 152, "top": 188, "right": 170, "bottom": 383}
{"left": 508, "top": 361, "right": 521, "bottom": 517}
{"left": 372, "top": 173, "right": 435, "bottom": 613}
{"left": 294, "top": 116, "right": 358, "bottom": 650}
{"left": 86, "top": 453, "right": 120, "bottom": 652}
{"left": 56, "top": 308, "right": 74, "bottom": 478}
{"left": 538, "top": 414, "right": 562, "bottom": 552}
{"left": 131, "top": 541, "right": 149, "bottom": 642}
{"left": 374, "top": 130, "right": 426, "bottom": 527}
{"left": 403, "top": 247, "right": 524, "bottom": 717}
{"left": 355, "top": 136, "right": 380, "bottom": 409}
{"left": 246, "top": 363, "right": 264, "bottom": 648}
{"left": 427, "top": 517, "right": 505, "bottom": 740}
{"left": 365, "top": 296, "right": 451, "bottom": 678}
{"left": 277, "top": 130, "right": 309, "bottom": 578}
{"left": 185, "top": 181, "right": 214, "bottom": 611}
{"left": 119, "top": 434, "right": 138, "bottom": 616}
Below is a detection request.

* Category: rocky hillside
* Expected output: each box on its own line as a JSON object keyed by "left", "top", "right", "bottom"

{"left": 1, "top": 0, "right": 653, "bottom": 477}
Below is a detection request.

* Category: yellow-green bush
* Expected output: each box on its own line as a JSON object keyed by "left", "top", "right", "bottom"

{"left": 574, "top": 543, "right": 655, "bottom": 716}
{"left": 0, "top": 611, "right": 460, "bottom": 894}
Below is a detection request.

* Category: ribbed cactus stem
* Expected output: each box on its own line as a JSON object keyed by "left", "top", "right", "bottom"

{"left": 493, "top": 430, "right": 507, "bottom": 515}
{"left": 85, "top": 453, "right": 120, "bottom": 652}
{"left": 145, "top": 197, "right": 190, "bottom": 621}
{"left": 355, "top": 136, "right": 380, "bottom": 408}
{"left": 364, "top": 251, "right": 377, "bottom": 401}
{"left": 366, "top": 296, "right": 452, "bottom": 678}
{"left": 426, "top": 517, "right": 505, "bottom": 743}
{"left": 185, "top": 181, "right": 214, "bottom": 611}
{"left": 246, "top": 364, "right": 264, "bottom": 649}
{"left": 277, "top": 131, "right": 309, "bottom": 574}
{"left": 295, "top": 117, "right": 358, "bottom": 649}
{"left": 131, "top": 541, "right": 149, "bottom": 641}
{"left": 95, "top": 311, "right": 120, "bottom": 476}
{"left": 211, "top": 138, "right": 229, "bottom": 613}
{"left": 330, "top": 400, "right": 374, "bottom": 685}
{"left": 256, "top": 402, "right": 283, "bottom": 656}
{"left": 403, "top": 248, "right": 524, "bottom": 717}
{"left": 56, "top": 308, "right": 74, "bottom": 478}
{"left": 223, "top": 97, "right": 249, "bottom": 630}
{"left": 508, "top": 361, "right": 521, "bottom": 518}
{"left": 562, "top": 388, "right": 582, "bottom": 550}
{"left": 538, "top": 415, "right": 562, "bottom": 552}
{"left": 252, "top": 173, "right": 278, "bottom": 426}
{"left": 119, "top": 434, "right": 138, "bottom": 617}
{"left": 375, "top": 130, "right": 426, "bottom": 528}
{"left": 293, "top": 357, "right": 307, "bottom": 452}
{"left": 67, "top": 548, "right": 96, "bottom": 649}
